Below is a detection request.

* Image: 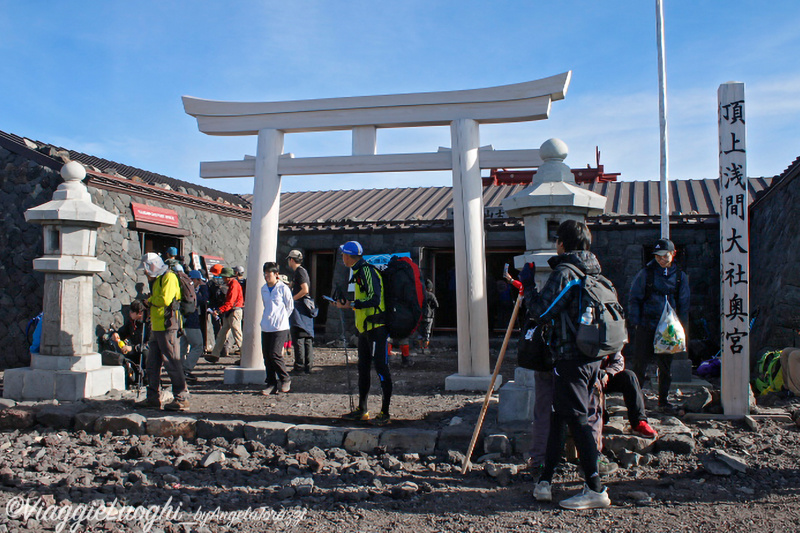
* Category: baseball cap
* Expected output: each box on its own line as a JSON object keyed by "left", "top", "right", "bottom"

{"left": 234, "top": 265, "right": 245, "bottom": 275}
{"left": 287, "top": 249, "right": 303, "bottom": 261}
{"left": 220, "top": 266, "right": 235, "bottom": 278}
{"left": 653, "top": 238, "right": 676, "bottom": 256}
{"left": 340, "top": 241, "right": 363, "bottom": 256}
{"left": 189, "top": 270, "right": 203, "bottom": 279}
{"left": 209, "top": 264, "right": 223, "bottom": 276}
{"left": 166, "top": 246, "right": 178, "bottom": 256}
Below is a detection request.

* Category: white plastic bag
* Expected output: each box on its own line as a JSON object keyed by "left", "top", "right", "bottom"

{"left": 653, "top": 297, "right": 686, "bottom": 354}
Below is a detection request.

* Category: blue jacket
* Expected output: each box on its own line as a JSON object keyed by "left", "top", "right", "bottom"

{"left": 628, "top": 260, "right": 690, "bottom": 330}
{"left": 183, "top": 283, "right": 209, "bottom": 330}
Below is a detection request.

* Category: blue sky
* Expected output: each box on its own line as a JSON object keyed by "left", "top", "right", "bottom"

{"left": 1, "top": 1, "right": 798, "bottom": 195}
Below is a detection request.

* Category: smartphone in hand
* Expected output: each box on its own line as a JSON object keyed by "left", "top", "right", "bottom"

{"left": 503, "top": 263, "right": 509, "bottom": 276}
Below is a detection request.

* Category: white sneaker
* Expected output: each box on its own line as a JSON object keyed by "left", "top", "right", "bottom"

{"left": 533, "top": 481, "right": 552, "bottom": 502}
{"left": 559, "top": 484, "right": 611, "bottom": 510}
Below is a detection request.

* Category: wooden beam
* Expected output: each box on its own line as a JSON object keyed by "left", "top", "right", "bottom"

{"left": 199, "top": 149, "right": 542, "bottom": 178}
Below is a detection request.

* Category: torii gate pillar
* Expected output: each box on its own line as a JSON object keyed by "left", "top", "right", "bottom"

{"left": 224, "top": 129, "right": 283, "bottom": 384}
{"left": 445, "top": 119, "right": 493, "bottom": 390}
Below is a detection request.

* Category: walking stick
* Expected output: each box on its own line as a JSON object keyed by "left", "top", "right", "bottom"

{"left": 461, "top": 295, "right": 523, "bottom": 474}
{"left": 339, "top": 309, "right": 355, "bottom": 411}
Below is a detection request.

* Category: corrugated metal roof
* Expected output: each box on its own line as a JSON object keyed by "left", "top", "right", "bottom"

{"left": 273, "top": 178, "right": 773, "bottom": 224}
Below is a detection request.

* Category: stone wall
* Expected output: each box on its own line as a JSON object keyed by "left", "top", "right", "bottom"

{"left": 591, "top": 223, "right": 721, "bottom": 362}
{"left": 0, "top": 147, "right": 251, "bottom": 369}
{"left": 0, "top": 146, "right": 56, "bottom": 369}
{"left": 750, "top": 170, "right": 800, "bottom": 354}
{"left": 90, "top": 189, "right": 251, "bottom": 336}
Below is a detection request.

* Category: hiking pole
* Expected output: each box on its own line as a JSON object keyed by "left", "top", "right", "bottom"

{"left": 461, "top": 295, "right": 523, "bottom": 474}
{"left": 339, "top": 308, "right": 355, "bottom": 411}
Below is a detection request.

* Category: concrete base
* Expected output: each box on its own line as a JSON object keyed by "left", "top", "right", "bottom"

{"left": 3, "top": 365, "right": 125, "bottom": 401}
{"left": 670, "top": 376, "right": 713, "bottom": 390}
{"left": 671, "top": 356, "right": 694, "bottom": 383}
{"left": 445, "top": 373, "right": 502, "bottom": 392}
{"left": 223, "top": 366, "right": 267, "bottom": 385}
{"left": 498, "top": 367, "right": 537, "bottom": 424}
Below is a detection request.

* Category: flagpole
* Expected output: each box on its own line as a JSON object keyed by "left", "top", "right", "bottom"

{"left": 656, "top": 0, "right": 670, "bottom": 239}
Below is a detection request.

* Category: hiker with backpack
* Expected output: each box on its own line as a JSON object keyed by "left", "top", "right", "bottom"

{"left": 333, "top": 241, "right": 392, "bottom": 426}
{"left": 180, "top": 270, "right": 209, "bottom": 383}
{"left": 418, "top": 279, "right": 439, "bottom": 353}
{"left": 531, "top": 220, "right": 617, "bottom": 510}
{"left": 206, "top": 266, "right": 244, "bottom": 363}
{"left": 135, "top": 253, "right": 190, "bottom": 411}
{"left": 628, "top": 238, "right": 690, "bottom": 412}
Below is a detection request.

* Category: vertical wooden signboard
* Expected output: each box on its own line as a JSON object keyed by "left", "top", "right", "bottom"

{"left": 718, "top": 82, "right": 749, "bottom": 416}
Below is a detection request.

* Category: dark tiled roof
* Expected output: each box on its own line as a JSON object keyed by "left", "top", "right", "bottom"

{"left": 0, "top": 129, "right": 250, "bottom": 208}
{"left": 269, "top": 177, "right": 773, "bottom": 226}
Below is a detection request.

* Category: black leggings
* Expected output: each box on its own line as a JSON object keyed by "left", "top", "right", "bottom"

{"left": 357, "top": 326, "right": 392, "bottom": 414}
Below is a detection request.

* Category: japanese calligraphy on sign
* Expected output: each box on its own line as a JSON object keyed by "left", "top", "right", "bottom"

{"left": 718, "top": 83, "right": 749, "bottom": 415}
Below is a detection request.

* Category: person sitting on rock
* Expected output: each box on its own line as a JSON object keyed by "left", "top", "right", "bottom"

{"left": 588, "top": 351, "right": 658, "bottom": 474}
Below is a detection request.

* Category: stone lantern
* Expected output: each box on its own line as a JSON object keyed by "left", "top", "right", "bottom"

{"left": 4, "top": 161, "right": 125, "bottom": 401}
{"left": 496, "top": 139, "right": 608, "bottom": 423}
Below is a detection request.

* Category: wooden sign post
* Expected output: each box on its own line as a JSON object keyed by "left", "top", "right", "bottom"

{"left": 718, "top": 82, "right": 750, "bottom": 416}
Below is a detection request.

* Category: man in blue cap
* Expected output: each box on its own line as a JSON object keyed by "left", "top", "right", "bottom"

{"left": 181, "top": 270, "right": 209, "bottom": 382}
{"left": 333, "top": 241, "right": 392, "bottom": 426}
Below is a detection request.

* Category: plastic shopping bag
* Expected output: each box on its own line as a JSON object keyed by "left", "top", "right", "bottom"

{"left": 653, "top": 297, "right": 686, "bottom": 354}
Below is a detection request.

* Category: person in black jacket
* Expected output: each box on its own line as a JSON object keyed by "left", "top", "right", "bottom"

{"left": 180, "top": 270, "right": 209, "bottom": 382}
{"left": 531, "top": 220, "right": 611, "bottom": 510}
{"left": 627, "top": 238, "right": 690, "bottom": 410}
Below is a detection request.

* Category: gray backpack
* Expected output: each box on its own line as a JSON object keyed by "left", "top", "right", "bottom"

{"left": 558, "top": 263, "right": 628, "bottom": 359}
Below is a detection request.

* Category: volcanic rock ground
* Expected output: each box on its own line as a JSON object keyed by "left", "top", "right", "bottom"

{"left": 1, "top": 345, "right": 799, "bottom": 532}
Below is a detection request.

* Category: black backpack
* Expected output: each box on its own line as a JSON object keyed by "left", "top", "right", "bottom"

{"left": 380, "top": 256, "right": 424, "bottom": 339}
{"left": 174, "top": 271, "right": 198, "bottom": 315}
{"left": 557, "top": 263, "right": 628, "bottom": 359}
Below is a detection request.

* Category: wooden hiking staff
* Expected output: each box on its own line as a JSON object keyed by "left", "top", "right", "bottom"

{"left": 461, "top": 295, "right": 523, "bottom": 474}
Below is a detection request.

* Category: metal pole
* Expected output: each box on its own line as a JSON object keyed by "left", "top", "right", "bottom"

{"left": 656, "top": 0, "right": 670, "bottom": 239}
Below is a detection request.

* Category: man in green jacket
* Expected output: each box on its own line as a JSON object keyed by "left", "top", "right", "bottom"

{"left": 334, "top": 241, "right": 392, "bottom": 426}
{"left": 137, "top": 253, "right": 189, "bottom": 411}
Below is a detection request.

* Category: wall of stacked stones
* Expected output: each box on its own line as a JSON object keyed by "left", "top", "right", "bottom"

{"left": 89, "top": 188, "right": 251, "bottom": 338}
{"left": 0, "top": 147, "right": 56, "bottom": 369}
{"left": 0, "top": 148, "right": 251, "bottom": 369}
{"left": 591, "top": 224, "right": 721, "bottom": 360}
{"left": 750, "top": 173, "right": 800, "bottom": 355}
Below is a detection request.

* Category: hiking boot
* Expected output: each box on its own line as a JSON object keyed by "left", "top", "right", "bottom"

{"left": 342, "top": 408, "right": 370, "bottom": 421}
{"left": 164, "top": 398, "right": 190, "bottom": 412}
{"left": 260, "top": 384, "right": 278, "bottom": 396}
{"left": 280, "top": 380, "right": 291, "bottom": 393}
{"left": 598, "top": 457, "right": 619, "bottom": 476}
{"left": 203, "top": 354, "right": 219, "bottom": 363}
{"left": 134, "top": 396, "right": 161, "bottom": 410}
{"left": 370, "top": 411, "right": 391, "bottom": 426}
{"left": 533, "top": 481, "right": 552, "bottom": 502}
{"left": 183, "top": 371, "right": 198, "bottom": 384}
{"left": 559, "top": 484, "right": 611, "bottom": 510}
{"left": 633, "top": 420, "right": 658, "bottom": 439}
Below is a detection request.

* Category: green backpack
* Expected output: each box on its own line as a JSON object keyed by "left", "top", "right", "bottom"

{"left": 753, "top": 350, "right": 785, "bottom": 396}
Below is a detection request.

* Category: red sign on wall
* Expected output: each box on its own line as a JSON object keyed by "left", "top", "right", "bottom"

{"left": 131, "top": 202, "right": 180, "bottom": 227}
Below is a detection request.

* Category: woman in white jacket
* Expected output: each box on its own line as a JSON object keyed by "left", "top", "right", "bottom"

{"left": 260, "top": 262, "right": 294, "bottom": 394}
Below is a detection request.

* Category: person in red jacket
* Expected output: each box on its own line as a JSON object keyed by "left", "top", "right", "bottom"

{"left": 206, "top": 266, "right": 244, "bottom": 363}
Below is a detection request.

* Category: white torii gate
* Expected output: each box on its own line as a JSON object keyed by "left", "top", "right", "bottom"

{"left": 183, "top": 71, "right": 571, "bottom": 390}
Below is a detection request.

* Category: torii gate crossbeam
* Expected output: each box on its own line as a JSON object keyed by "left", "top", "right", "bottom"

{"left": 183, "top": 72, "right": 571, "bottom": 390}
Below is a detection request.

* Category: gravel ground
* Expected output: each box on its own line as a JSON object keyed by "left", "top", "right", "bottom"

{"left": 1, "top": 345, "right": 800, "bottom": 533}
